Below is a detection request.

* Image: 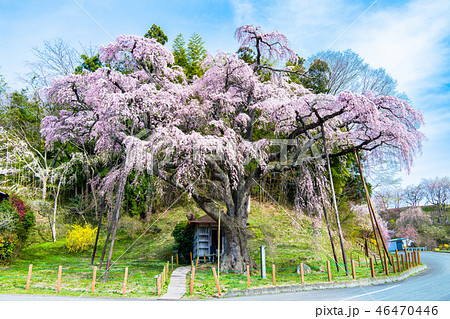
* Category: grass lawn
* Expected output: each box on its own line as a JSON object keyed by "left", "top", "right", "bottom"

{"left": 1, "top": 200, "right": 411, "bottom": 299}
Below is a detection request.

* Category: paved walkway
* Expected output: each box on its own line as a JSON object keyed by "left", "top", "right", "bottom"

{"left": 158, "top": 266, "right": 191, "bottom": 300}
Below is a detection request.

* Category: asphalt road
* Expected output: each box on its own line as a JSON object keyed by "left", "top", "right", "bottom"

{"left": 224, "top": 252, "right": 450, "bottom": 301}
{"left": 0, "top": 252, "right": 448, "bottom": 301}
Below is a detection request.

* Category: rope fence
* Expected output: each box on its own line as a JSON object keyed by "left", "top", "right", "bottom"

{"left": 188, "top": 250, "right": 422, "bottom": 297}
{"left": 1, "top": 250, "right": 423, "bottom": 298}
{"left": 0, "top": 253, "right": 181, "bottom": 297}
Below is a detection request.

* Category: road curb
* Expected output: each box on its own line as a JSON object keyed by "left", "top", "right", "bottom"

{"left": 223, "top": 264, "right": 427, "bottom": 298}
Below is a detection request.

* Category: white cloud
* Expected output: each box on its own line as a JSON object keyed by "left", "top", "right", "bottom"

{"left": 340, "top": 0, "right": 450, "bottom": 95}
{"left": 230, "top": 0, "right": 255, "bottom": 26}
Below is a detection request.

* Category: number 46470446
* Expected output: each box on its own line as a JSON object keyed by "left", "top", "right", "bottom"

{"left": 376, "top": 306, "right": 438, "bottom": 316}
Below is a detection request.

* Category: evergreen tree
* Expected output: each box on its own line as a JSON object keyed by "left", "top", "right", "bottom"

{"left": 172, "top": 34, "right": 188, "bottom": 70}
{"left": 144, "top": 24, "right": 168, "bottom": 45}
{"left": 74, "top": 54, "right": 102, "bottom": 74}
{"left": 186, "top": 33, "right": 207, "bottom": 78}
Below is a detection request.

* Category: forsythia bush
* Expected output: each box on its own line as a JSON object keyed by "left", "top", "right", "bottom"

{"left": 66, "top": 224, "right": 97, "bottom": 252}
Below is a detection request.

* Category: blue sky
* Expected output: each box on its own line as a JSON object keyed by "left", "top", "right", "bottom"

{"left": 1, "top": 0, "right": 449, "bottom": 190}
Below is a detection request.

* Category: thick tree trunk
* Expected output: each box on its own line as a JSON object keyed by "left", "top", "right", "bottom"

{"left": 220, "top": 217, "right": 257, "bottom": 271}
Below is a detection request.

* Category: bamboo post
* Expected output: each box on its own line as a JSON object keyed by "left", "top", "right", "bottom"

{"left": 384, "top": 253, "right": 389, "bottom": 276}
{"left": 272, "top": 264, "right": 276, "bottom": 286}
{"left": 176, "top": 254, "right": 179, "bottom": 267}
{"left": 351, "top": 260, "right": 356, "bottom": 279}
{"left": 414, "top": 251, "right": 418, "bottom": 266}
{"left": 190, "top": 252, "right": 193, "bottom": 264}
{"left": 91, "top": 266, "right": 97, "bottom": 293}
{"left": 417, "top": 250, "right": 421, "bottom": 264}
{"left": 246, "top": 265, "right": 251, "bottom": 288}
{"left": 204, "top": 255, "right": 206, "bottom": 264}
{"left": 300, "top": 263, "right": 305, "bottom": 285}
{"left": 401, "top": 254, "right": 405, "bottom": 271}
{"left": 171, "top": 255, "right": 174, "bottom": 271}
{"left": 56, "top": 265, "right": 62, "bottom": 292}
{"left": 167, "top": 261, "right": 170, "bottom": 274}
{"left": 358, "top": 256, "right": 361, "bottom": 267}
{"left": 395, "top": 250, "right": 400, "bottom": 272}
{"left": 25, "top": 264, "right": 32, "bottom": 290}
{"left": 217, "top": 209, "right": 221, "bottom": 279}
{"left": 157, "top": 275, "right": 161, "bottom": 296}
{"left": 391, "top": 256, "right": 396, "bottom": 274}
{"left": 195, "top": 256, "right": 199, "bottom": 269}
{"left": 408, "top": 252, "right": 412, "bottom": 268}
{"left": 212, "top": 267, "right": 221, "bottom": 296}
{"left": 122, "top": 267, "right": 128, "bottom": 295}
{"left": 404, "top": 252, "right": 408, "bottom": 269}
{"left": 327, "top": 261, "right": 332, "bottom": 282}
{"left": 370, "top": 257, "right": 375, "bottom": 277}
{"left": 189, "top": 266, "right": 195, "bottom": 295}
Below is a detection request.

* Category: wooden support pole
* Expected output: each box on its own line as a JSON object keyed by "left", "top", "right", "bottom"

{"left": 195, "top": 255, "right": 199, "bottom": 269}
{"left": 358, "top": 256, "right": 361, "bottom": 267}
{"left": 327, "top": 261, "right": 332, "bottom": 282}
{"left": 417, "top": 250, "right": 421, "bottom": 264}
{"left": 395, "top": 250, "right": 400, "bottom": 272}
{"left": 122, "top": 267, "right": 128, "bottom": 295}
{"left": 56, "top": 265, "right": 62, "bottom": 292}
{"left": 157, "top": 275, "right": 161, "bottom": 296}
{"left": 176, "top": 254, "right": 179, "bottom": 267}
{"left": 91, "top": 266, "right": 97, "bottom": 293}
{"left": 246, "top": 265, "right": 251, "bottom": 288}
{"left": 300, "top": 263, "right": 305, "bottom": 285}
{"left": 25, "top": 264, "right": 32, "bottom": 290}
{"left": 351, "top": 260, "right": 356, "bottom": 279}
{"left": 171, "top": 255, "right": 174, "bottom": 271}
{"left": 272, "top": 264, "right": 276, "bottom": 286}
{"left": 190, "top": 252, "right": 193, "bottom": 264}
{"left": 212, "top": 267, "right": 221, "bottom": 296}
{"left": 370, "top": 257, "right": 375, "bottom": 278}
{"left": 204, "top": 255, "right": 206, "bottom": 264}
{"left": 189, "top": 266, "right": 195, "bottom": 295}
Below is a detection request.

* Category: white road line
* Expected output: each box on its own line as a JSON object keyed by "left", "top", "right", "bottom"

{"left": 340, "top": 285, "right": 401, "bottom": 301}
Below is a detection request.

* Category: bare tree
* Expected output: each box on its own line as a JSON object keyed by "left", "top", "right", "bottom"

{"left": 420, "top": 177, "right": 450, "bottom": 223}
{"left": 403, "top": 184, "right": 424, "bottom": 207}
{"left": 24, "top": 38, "right": 80, "bottom": 88}
{"left": 309, "top": 49, "right": 399, "bottom": 96}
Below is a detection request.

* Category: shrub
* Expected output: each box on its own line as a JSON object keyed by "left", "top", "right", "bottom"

{"left": 0, "top": 232, "right": 18, "bottom": 263}
{"left": 66, "top": 224, "right": 97, "bottom": 252}
{"left": 0, "top": 200, "right": 16, "bottom": 232}
{"left": 172, "top": 221, "right": 194, "bottom": 262}
{"left": 118, "top": 215, "right": 146, "bottom": 238}
{"left": 0, "top": 196, "right": 35, "bottom": 263}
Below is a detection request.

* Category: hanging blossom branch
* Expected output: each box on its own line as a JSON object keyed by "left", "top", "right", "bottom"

{"left": 235, "top": 25, "right": 298, "bottom": 65}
